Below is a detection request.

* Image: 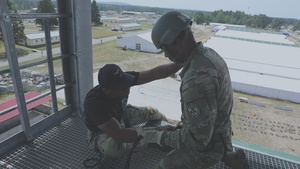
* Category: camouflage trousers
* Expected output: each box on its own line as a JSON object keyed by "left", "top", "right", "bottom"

{"left": 87, "top": 104, "right": 166, "bottom": 158}
{"left": 156, "top": 128, "right": 233, "bottom": 169}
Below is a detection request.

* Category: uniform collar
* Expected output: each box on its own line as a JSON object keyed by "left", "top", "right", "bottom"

{"left": 179, "top": 42, "right": 204, "bottom": 78}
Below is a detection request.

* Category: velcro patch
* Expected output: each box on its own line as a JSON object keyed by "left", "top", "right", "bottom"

{"left": 187, "top": 103, "right": 200, "bottom": 118}
{"left": 178, "top": 13, "right": 190, "bottom": 22}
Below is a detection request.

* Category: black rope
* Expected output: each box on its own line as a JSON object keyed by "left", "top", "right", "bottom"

{"left": 124, "top": 136, "right": 143, "bottom": 169}
{"left": 83, "top": 156, "right": 102, "bottom": 168}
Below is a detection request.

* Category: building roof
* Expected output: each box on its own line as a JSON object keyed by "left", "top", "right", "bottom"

{"left": 137, "top": 31, "right": 152, "bottom": 43}
{"left": 0, "top": 92, "right": 52, "bottom": 122}
{"left": 116, "top": 18, "right": 132, "bottom": 21}
{"left": 215, "top": 29, "right": 293, "bottom": 44}
{"left": 119, "top": 23, "right": 140, "bottom": 27}
{"left": 210, "top": 22, "right": 246, "bottom": 28}
{"left": 205, "top": 35, "right": 300, "bottom": 93}
{"left": 26, "top": 31, "right": 59, "bottom": 40}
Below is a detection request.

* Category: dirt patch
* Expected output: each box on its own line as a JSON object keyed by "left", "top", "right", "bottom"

{"left": 232, "top": 92, "right": 300, "bottom": 156}
{"left": 193, "top": 25, "right": 214, "bottom": 43}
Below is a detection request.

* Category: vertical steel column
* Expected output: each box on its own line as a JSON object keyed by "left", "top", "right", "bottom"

{"left": 72, "top": 0, "right": 93, "bottom": 115}
{"left": 57, "top": 0, "right": 93, "bottom": 116}
{"left": 56, "top": 0, "right": 77, "bottom": 113}
{"left": 0, "top": 1, "right": 32, "bottom": 140}
{"left": 43, "top": 19, "right": 58, "bottom": 113}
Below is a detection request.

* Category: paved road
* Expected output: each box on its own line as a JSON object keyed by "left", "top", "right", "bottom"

{"left": 0, "top": 29, "right": 151, "bottom": 67}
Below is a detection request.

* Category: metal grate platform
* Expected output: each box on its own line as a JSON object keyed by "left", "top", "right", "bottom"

{"left": 1, "top": 116, "right": 300, "bottom": 169}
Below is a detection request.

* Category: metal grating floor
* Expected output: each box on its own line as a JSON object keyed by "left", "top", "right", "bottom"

{"left": 1, "top": 116, "right": 300, "bottom": 169}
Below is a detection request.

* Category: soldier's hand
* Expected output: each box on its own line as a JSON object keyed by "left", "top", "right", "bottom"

{"left": 136, "top": 128, "right": 164, "bottom": 146}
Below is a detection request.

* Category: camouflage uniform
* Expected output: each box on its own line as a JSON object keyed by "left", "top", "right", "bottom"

{"left": 88, "top": 104, "right": 166, "bottom": 158}
{"left": 158, "top": 43, "right": 233, "bottom": 169}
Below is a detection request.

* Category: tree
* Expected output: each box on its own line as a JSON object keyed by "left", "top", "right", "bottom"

{"left": 193, "top": 12, "right": 205, "bottom": 24}
{"left": 0, "top": 0, "right": 26, "bottom": 44}
{"left": 252, "top": 14, "right": 271, "bottom": 28}
{"left": 292, "top": 21, "right": 300, "bottom": 31}
{"left": 215, "top": 11, "right": 225, "bottom": 23}
{"left": 271, "top": 18, "right": 285, "bottom": 30}
{"left": 35, "top": 0, "right": 58, "bottom": 28}
{"left": 91, "top": 0, "right": 102, "bottom": 25}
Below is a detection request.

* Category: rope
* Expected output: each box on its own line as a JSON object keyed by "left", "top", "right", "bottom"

{"left": 83, "top": 156, "right": 102, "bottom": 168}
{"left": 124, "top": 136, "right": 143, "bottom": 169}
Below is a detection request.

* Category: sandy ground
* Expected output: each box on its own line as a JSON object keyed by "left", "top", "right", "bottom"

{"left": 231, "top": 92, "right": 300, "bottom": 156}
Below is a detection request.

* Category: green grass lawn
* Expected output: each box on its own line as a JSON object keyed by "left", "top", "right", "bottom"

{"left": 92, "top": 25, "right": 122, "bottom": 39}
{"left": 0, "top": 21, "right": 153, "bottom": 59}
{"left": 91, "top": 39, "right": 169, "bottom": 72}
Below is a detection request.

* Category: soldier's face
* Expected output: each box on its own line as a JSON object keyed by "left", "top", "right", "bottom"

{"left": 103, "top": 88, "right": 130, "bottom": 99}
{"left": 162, "top": 42, "right": 185, "bottom": 64}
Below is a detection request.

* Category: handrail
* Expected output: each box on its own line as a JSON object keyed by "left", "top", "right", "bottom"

{"left": 9, "top": 13, "right": 71, "bottom": 19}
{"left": 0, "top": 82, "right": 74, "bottom": 116}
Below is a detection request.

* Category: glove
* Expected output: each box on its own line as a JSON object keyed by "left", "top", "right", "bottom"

{"left": 136, "top": 127, "right": 164, "bottom": 146}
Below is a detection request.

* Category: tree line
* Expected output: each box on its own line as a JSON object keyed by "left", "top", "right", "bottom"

{"left": 193, "top": 10, "right": 300, "bottom": 31}
{"left": 1, "top": 0, "right": 101, "bottom": 45}
{"left": 7, "top": 0, "right": 300, "bottom": 31}
{"left": 0, "top": 0, "right": 26, "bottom": 44}
{"left": 98, "top": 3, "right": 300, "bottom": 31}
{"left": 1, "top": 0, "right": 300, "bottom": 46}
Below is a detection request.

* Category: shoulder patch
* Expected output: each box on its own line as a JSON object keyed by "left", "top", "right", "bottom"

{"left": 187, "top": 103, "right": 200, "bottom": 118}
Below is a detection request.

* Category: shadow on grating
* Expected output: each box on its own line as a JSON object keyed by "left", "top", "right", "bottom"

{"left": 1, "top": 116, "right": 300, "bottom": 169}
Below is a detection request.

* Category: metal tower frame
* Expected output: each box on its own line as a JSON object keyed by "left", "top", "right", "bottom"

{"left": 0, "top": 0, "right": 93, "bottom": 155}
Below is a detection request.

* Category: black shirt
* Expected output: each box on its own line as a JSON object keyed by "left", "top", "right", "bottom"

{"left": 84, "top": 72, "right": 139, "bottom": 132}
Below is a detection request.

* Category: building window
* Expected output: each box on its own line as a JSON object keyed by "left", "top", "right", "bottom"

{"left": 136, "top": 43, "right": 141, "bottom": 51}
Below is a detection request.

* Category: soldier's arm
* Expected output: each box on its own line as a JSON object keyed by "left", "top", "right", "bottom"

{"left": 161, "top": 74, "right": 218, "bottom": 150}
{"left": 137, "top": 63, "right": 183, "bottom": 85}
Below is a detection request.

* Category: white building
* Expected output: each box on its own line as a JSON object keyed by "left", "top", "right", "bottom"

{"left": 116, "top": 31, "right": 161, "bottom": 53}
{"left": 121, "top": 11, "right": 142, "bottom": 15}
{"left": 205, "top": 29, "right": 300, "bottom": 103}
{"left": 212, "top": 25, "right": 227, "bottom": 32}
{"left": 115, "top": 18, "right": 132, "bottom": 23}
{"left": 142, "top": 12, "right": 156, "bottom": 16}
{"left": 135, "top": 18, "right": 147, "bottom": 23}
{"left": 25, "top": 31, "right": 60, "bottom": 47}
{"left": 215, "top": 30, "right": 293, "bottom": 45}
{"left": 100, "top": 16, "right": 117, "bottom": 22}
{"left": 112, "top": 23, "right": 141, "bottom": 31}
{"left": 210, "top": 22, "right": 246, "bottom": 29}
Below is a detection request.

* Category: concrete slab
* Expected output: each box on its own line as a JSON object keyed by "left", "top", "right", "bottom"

{"left": 128, "top": 77, "right": 182, "bottom": 121}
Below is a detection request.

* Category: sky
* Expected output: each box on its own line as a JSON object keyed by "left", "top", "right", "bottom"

{"left": 96, "top": 0, "right": 300, "bottom": 20}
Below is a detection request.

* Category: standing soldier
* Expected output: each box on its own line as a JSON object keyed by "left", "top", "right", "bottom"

{"left": 137, "top": 11, "right": 249, "bottom": 169}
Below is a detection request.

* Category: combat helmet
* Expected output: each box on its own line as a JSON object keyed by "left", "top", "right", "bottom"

{"left": 151, "top": 11, "right": 192, "bottom": 49}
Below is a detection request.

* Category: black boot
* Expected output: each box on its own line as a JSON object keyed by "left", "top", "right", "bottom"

{"left": 222, "top": 149, "right": 249, "bottom": 169}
